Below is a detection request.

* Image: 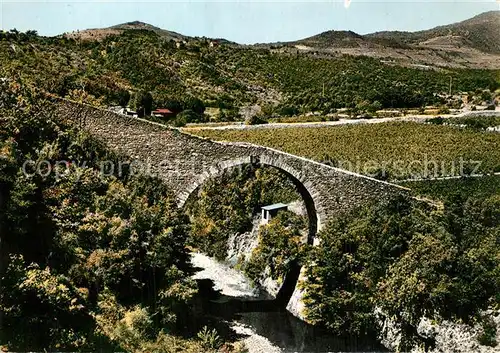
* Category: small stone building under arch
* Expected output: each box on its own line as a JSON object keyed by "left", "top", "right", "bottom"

{"left": 261, "top": 203, "right": 288, "bottom": 225}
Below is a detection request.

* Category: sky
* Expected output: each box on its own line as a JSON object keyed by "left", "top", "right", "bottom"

{"left": 0, "top": 0, "right": 498, "bottom": 44}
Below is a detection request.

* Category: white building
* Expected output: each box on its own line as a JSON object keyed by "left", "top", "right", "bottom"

{"left": 261, "top": 203, "right": 288, "bottom": 225}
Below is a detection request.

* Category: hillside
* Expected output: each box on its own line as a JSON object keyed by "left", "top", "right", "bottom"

{"left": 64, "top": 12, "right": 500, "bottom": 70}
{"left": 62, "top": 12, "right": 500, "bottom": 70}
{"left": 64, "top": 20, "right": 235, "bottom": 45}
{"left": 367, "top": 11, "right": 500, "bottom": 54}
{"left": 65, "top": 20, "right": 190, "bottom": 41}
{"left": 0, "top": 12, "right": 498, "bottom": 122}
{"left": 272, "top": 11, "right": 500, "bottom": 69}
{"left": 290, "top": 11, "right": 499, "bottom": 53}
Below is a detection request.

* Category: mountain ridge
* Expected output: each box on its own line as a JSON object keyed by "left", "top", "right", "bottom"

{"left": 62, "top": 11, "right": 500, "bottom": 69}
{"left": 286, "top": 11, "right": 500, "bottom": 53}
{"left": 65, "top": 11, "right": 499, "bottom": 53}
{"left": 365, "top": 11, "right": 500, "bottom": 53}
{"left": 263, "top": 11, "right": 500, "bottom": 69}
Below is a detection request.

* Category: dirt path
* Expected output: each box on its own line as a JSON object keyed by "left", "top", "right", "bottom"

{"left": 184, "top": 110, "right": 500, "bottom": 131}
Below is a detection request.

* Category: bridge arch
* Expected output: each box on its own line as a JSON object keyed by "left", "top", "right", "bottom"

{"left": 52, "top": 99, "right": 408, "bottom": 318}
{"left": 178, "top": 154, "right": 326, "bottom": 244}
{"left": 178, "top": 154, "right": 327, "bottom": 306}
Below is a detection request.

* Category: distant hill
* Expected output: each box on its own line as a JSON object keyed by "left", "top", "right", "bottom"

{"left": 290, "top": 30, "right": 366, "bottom": 49}
{"left": 287, "top": 11, "right": 499, "bottom": 54}
{"left": 110, "top": 21, "right": 189, "bottom": 41}
{"left": 65, "top": 21, "right": 190, "bottom": 41}
{"left": 260, "top": 11, "right": 499, "bottom": 69}
{"left": 284, "top": 29, "right": 409, "bottom": 50}
{"left": 367, "top": 11, "right": 500, "bottom": 54}
{"left": 65, "top": 12, "right": 499, "bottom": 55}
{"left": 65, "top": 21, "right": 235, "bottom": 44}
{"left": 2, "top": 16, "right": 498, "bottom": 120}
{"left": 61, "top": 11, "right": 499, "bottom": 69}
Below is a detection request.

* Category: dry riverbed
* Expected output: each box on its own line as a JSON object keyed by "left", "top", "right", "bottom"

{"left": 190, "top": 252, "right": 283, "bottom": 353}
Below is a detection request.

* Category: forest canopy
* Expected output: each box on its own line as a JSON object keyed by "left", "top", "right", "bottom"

{"left": 0, "top": 82, "right": 207, "bottom": 351}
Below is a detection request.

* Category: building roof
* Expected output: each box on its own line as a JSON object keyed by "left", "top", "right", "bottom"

{"left": 261, "top": 203, "right": 288, "bottom": 211}
{"left": 152, "top": 108, "right": 174, "bottom": 114}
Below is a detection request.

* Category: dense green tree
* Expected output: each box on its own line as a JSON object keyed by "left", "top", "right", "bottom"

{"left": 130, "top": 90, "right": 153, "bottom": 117}
{"left": 114, "top": 89, "right": 131, "bottom": 107}
{"left": 186, "top": 165, "right": 300, "bottom": 260}
{"left": 0, "top": 85, "right": 198, "bottom": 351}
{"left": 172, "top": 109, "right": 206, "bottom": 127}
{"left": 244, "top": 211, "right": 307, "bottom": 284}
{"left": 163, "top": 98, "right": 184, "bottom": 114}
{"left": 302, "top": 196, "right": 422, "bottom": 336}
{"left": 302, "top": 194, "right": 500, "bottom": 348}
{"left": 183, "top": 96, "right": 205, "bottom": 115}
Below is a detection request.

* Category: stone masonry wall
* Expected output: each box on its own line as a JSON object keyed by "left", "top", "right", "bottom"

{"left": 52, "top": 99, "right": 408, "bottom": 231}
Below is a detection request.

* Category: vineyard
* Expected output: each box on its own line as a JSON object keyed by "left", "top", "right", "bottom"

{"left": 400, "top": 175, "right": 500, "bottom": 201}
{"left": 190, "top": 122, "right": 500, "bottom": 180}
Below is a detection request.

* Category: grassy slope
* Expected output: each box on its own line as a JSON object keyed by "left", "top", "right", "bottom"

{"left": 190, "top": 122, "right": 500, "bottom": 179}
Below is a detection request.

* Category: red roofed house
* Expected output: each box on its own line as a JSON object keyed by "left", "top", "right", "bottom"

{"left": 152, "top": 108, "right": 176, "bottom": 119}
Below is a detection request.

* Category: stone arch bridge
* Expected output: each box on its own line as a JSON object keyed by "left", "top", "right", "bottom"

{"left": 53, "top": 100, "right": 408, "bottom": 317}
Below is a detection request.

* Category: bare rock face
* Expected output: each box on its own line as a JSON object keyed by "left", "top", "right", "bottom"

{"left": 240, "top": 105, "right": 262, "bottom": 121}
{"left": 287, "top": 200, "right": 307, "bottom": 217}
{"left": 377, "top": 308, "right": 500, "bottom": 353}
{"left": 260, "top": 271, "right": 281, "bottom": 298}
{"left": 226, "top": 218, "right": 261, "bottom": 267}
{"left": 225, "top": 217, "right": 282, "bottom": 298}
{"left": 374, "top": 307, "right": 403, "bottom": 351}
{"left": 285, "top": 271, "right": 307, "bottom": 321}
{"left": 412, "top": 312, "right": 500, "bottom": 353}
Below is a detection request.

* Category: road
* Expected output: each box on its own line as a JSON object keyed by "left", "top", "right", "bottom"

{"left": 183, "top": 110, "right": 500, "bottom": 131}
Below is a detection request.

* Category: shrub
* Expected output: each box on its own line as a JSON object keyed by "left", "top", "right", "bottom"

{"left": 196, "top": 326, "right": 221, "bottom": 350}
{"left": 245, "top": 115, "right": 268, "bottom": 125}
{"left": 478, "top": 315, "right": 498, "bottom": 347}
{"left": 172, "top": 109, "right": 206, "bottom": 127}
{"left": 426, "top": 116, "right": 445, "bottom": 125}
{"left": 437, "top": 106, "right": 450, "bottom": 114}
{"left": 279, "top": 106, "right": 299, "bottom": 117}
{"left": 244, "top": 211, "right": 307, "bottom": 284}
{"left": 183, "top": 96, "right": 205, "bottom": 115}
{"left": 217, "top": 108, "right": 241, "bottom": 122}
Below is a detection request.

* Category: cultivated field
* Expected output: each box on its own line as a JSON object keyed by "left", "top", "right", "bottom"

{"left": 401, "top": 175, "right": 500, "bottom": 200}
{"left": 191, "top": 122, "right": 500, "bottom": 180}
